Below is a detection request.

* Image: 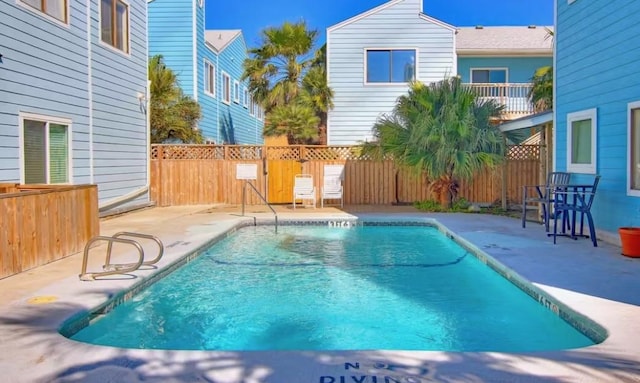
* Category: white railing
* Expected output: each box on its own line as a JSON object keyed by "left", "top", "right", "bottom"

{"left": 465, "top": 83, "right": 534, "bottom": 117}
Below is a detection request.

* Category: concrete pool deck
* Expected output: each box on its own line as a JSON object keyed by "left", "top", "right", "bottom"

{"left": 1, "top": 205, "right": 640, "bottom": 382}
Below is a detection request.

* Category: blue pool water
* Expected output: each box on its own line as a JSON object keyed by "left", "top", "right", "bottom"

{"left": 69, "top": 225, "right": 594, "bottom": 351}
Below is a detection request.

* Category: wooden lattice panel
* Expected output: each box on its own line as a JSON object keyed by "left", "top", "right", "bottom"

{"left": 225, "top": 146, "right": 263, "bottom": 160}
{"left": 507, "top": 145, "right": 541, "bottom": 160}
{"left": 305, "top": 146, "right": 371, "bottom": 160}
{"left": 152, "top": 145, "right": 224, "bottom": 160}
{"left": 265, "top": 146, "right": 301, "bottom": 160}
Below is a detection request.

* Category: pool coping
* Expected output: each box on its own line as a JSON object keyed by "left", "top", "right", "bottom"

{"left": 1, "top": 211, "right": 640, "bottom": 383}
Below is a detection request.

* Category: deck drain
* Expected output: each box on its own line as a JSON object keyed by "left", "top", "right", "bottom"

{"left": 27, "top": 296, "right": 58, "bottom": 304}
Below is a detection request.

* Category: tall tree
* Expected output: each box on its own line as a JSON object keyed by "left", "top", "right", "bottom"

{"left": 300, "top": 44, "right": 334, "bottom": 144}
{"left": 149, "top": 55, "right": 202, "bottom": 143}
{"left": 529, "top": 28, "right": 554, "bottom": 112}
{"left": 242, "top": 21, "right": 317, "bottom": 112}
{"left": 363, "top": 78, "right": 506, "bottom": 208}
{"left": 243, "top": 21, "right": 334, "bottom": 144}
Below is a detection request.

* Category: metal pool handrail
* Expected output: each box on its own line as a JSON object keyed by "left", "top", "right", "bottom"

{"left": 241, "top": 180, "right": 278, "bottom": 233}
{"left": 104, "top": 232, "right": 164, "bottom": 269}
{"left": 79, "top": 236, "right": 145, "bottom": 281}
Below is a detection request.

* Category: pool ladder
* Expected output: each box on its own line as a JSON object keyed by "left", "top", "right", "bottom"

{"left": 79, "top": 232, "right": 164, "bottom": 281}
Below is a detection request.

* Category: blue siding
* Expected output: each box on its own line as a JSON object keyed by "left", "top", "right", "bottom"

{"left": 90, "top": 0, "right": 148, "bottom": 207}
{"left": 216, "top": 34, "right": 264, "bottom": 144}
{"left": 555, "top": 0, "right": 640, "bottom": 234}
{"left": 457, "top": 57, "right": 552, "bottom": 83}
{"left": 148, "top": 0, "right": 195, "bottom": 96}
{"left": 199, "top": 46, "right": 220, "bottom": 142}
{"left": 0, "top": 0, "right": 89, "bottom": 182}
{"left": 0, "top": 0, "right": 149, "bottom": 210}
{"left": 195, "top": 3, "right": 219, "bottom": 142}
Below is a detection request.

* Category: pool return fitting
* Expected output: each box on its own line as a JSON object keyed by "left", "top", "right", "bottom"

{"left": 79, "top": 232, "right": 164, "bottom": 281}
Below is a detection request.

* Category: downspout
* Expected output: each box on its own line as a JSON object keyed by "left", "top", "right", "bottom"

{"left": 99, "top": 5, "right": 151, "bottom": 211}
{"left": 87, "top": 0, "right": 93, "bottom": 184}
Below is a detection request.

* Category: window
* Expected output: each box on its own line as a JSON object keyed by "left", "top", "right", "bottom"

{"left": 365, "top": 49, "right": 416, "bottom": 83}
{"left": 20, "top": 0, "right": 67, "bottom": 23}
{"left": 204, "top": 61, "right": 215, "bottom": 97}
{"left": 628, "top": 101, "right": 640, "bottom": 195}
{"left": 101, "top": 0, "right": 129, "bottom": 53}
{"left": 249, "top": 96, "right": 255, "bottom": 116}
{"left": 233, "top": 80, "right": 240, "bottom": 103}
{"left": 567, "top": 108, "right": 597, "bottom": 174}
{"left": 243, "top": 87, "right": 249, "bottom": 108}
{"left": 471, "top": 69, "right": 507, "bottom": 83}
{"left": 222, "top": 72, "right": 231, "bottom": 104}
{"left": 21, "top": 115, "right": 71, "bottom": 184}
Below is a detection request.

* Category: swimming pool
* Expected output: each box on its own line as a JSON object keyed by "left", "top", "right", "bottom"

{"left": 67, "top": 222, "right": 597, "bottom": 352}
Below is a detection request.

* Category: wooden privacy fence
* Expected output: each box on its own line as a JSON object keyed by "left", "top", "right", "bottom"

{"left": 150, "top": 144, "right": 541, "bottom": 207}
{"left": 0, "top": 184, "right": 99, "bottom": 279}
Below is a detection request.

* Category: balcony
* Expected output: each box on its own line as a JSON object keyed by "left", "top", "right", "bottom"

{"left": 465, "top": 83, "right": 535, "bottom": 119}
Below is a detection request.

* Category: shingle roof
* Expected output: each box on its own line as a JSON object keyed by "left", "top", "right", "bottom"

{"left": 456, "top": 26, "right": 553, "bottom": 55}
{"left": 205, "top": 30, "right": 242, "bottom": 52}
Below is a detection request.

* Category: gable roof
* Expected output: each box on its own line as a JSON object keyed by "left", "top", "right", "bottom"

{"left": 328, "top": 0, "right": 455, "bottom": 32}
{"left": 205, "top": 30, "right": 242, "bottom": 53}
{"left": 456, "top": 26, "right": 553, "bottom": 56}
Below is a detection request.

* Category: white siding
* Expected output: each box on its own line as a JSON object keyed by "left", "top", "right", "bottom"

{"left": 327, "top": 0, "right": 455, "bottom": 145}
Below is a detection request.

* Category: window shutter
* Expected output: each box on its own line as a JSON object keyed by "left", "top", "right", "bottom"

{"left": 24, "top": 120, "right": 47, "bottom": 184}
{"left": 49, "top": 124, "right": 69, "bottom": 183}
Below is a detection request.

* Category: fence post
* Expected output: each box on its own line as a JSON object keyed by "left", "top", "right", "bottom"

{"left": 157, "top": 145, "right": 164, "bottom": 207}
{"left": 502, "top": 137, "right": 508, "bottom": 210}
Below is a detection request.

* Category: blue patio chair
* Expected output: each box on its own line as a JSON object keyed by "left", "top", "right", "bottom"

{"left": 522, "top": 172, "right": 572, "bottom": 231}
{"left": 551, "top": 175, "right": 601, "bottom": 247}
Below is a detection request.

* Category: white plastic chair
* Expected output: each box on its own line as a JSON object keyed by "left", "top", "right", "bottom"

{"left": 293, "top": 174, "right": 316, "bottom": 209}
{"left": 321, "top": 164, "right": 344, "bottom": 208}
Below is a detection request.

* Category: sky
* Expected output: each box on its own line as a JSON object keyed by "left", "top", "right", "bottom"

{"left": 205, "top": 0, "right": 554, "bottom": 49}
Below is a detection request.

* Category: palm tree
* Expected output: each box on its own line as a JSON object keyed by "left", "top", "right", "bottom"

{"left": 529, "top": 28, "right": 554, "bottom": 112}
{"left": 242, "top": 21, "right": 318, "bottom": 113}
{"left": 148, "top": 55, "right": 202, "bottom": 143}
{"left": 300, "top": 44, "right": 334, "bottom": 144}
{"left": 363, "top": 78, "right": 506, "bottom": 208}
{"left": 264, "top": 102, "right": 320, "bottom": 144}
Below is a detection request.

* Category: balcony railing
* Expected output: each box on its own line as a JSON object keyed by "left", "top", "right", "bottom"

{"left": 465, "top": 83, "right": 534, "bottom": 118}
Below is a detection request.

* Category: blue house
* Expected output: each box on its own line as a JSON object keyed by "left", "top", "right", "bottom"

{"left": 148, "top": 0, "right": 263, "bottom": 144}
{"left": 326, "top": 0, "right": 552, "bottom": 145}
{"left": 0, "top": 0, "right": 151, "bottom": 213}
{"left": 554, "top": 0, "right": 640, "bottom": 244}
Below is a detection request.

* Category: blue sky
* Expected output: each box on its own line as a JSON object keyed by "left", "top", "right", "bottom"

{"left": 205, "top": 0, "right": 554, "bottom": 48}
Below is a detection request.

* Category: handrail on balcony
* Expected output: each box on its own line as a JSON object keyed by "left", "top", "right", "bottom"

{"left": 464, "top": 83, "right": 534, "bottom": 116}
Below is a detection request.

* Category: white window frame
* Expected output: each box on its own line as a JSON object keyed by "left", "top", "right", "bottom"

{"left": 204, "top": 60, "right": 216, "bottom": 98}
{"left": 363, "top": 47, "right": 418, "bottom": 86}
{"left": 469, "top": 67, "right": 509, "bottom": 83}
{"left": 18, "top": 113, "right": 73, "bottom": 185}
{"left": 249, "top": 97, "right": 255, "bottom": 116}
{"left": 17, "top": 0, "right": 70, "bottom": 27}
{"left": 99, "top": 0, "right": 131, "bottom": 56}
{"left": 233, "top": 80, "right": 240, "bottom": 103}
{"left": 566, "top": 108, "right": 597, "bottom": 174}
{"left": 242, "top": 87, "right": 249, "bottom": 108}
{"left": 222, "top": 72, "right": 231, "bottom": 104}
{"left": 627, "top": 101, "right": 640, "bottom": 197}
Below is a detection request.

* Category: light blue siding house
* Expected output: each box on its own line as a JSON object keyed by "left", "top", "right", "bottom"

{"left": 554, "top": 0, "right": 640, "bottom": 243}
{"left": 326, "top": 0, "right": 552, "bottom": 145}
{"left": 0, "top": 0, "right": 150, "bottom": 213}
{"left": 148, "top": 0, "right": 263, "bottom": 144}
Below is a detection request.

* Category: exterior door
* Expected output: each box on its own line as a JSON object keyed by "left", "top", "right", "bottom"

{"left": 267, "top": 160, "right": 302, "bottom": 203}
